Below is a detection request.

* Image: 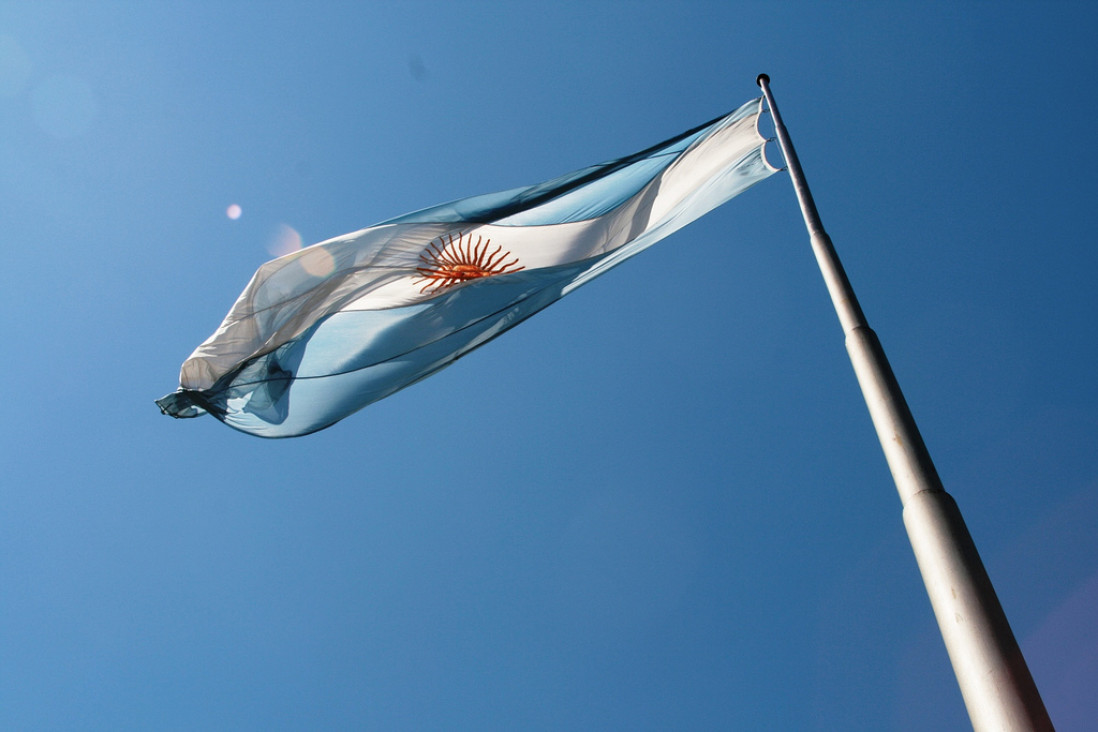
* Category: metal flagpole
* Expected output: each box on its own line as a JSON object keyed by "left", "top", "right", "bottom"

{"left": 755, "top": 74, "right": 1052, "bottom": 731}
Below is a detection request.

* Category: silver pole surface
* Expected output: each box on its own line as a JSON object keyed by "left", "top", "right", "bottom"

{"left": 756, "top": 74, "right": 1052, "bottom": 731}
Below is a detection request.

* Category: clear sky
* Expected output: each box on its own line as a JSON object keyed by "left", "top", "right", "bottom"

{"left": 2, "top": 2, "right": 1096, "bottom": 729}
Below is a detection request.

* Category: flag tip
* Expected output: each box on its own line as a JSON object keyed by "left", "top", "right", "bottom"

{"left": 756, "top": 73, "right": 770, "bottom": 87}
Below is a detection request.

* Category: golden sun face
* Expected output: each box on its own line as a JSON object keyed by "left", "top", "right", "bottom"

{"left": 414, "top": 232, "right": 524, "bottom": 293}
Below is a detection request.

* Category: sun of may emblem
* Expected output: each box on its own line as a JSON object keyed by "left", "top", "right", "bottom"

{"left": 414, "top": 232, "right": 524, "bottom": 293}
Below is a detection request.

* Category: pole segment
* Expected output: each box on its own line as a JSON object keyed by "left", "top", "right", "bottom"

{"left": 756, "top": 74, "right": 1052, "bottom": 731}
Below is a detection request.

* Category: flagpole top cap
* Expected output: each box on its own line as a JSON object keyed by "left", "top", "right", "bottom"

{"left": 756, "top": 74, "right": 770, "bottom": 88}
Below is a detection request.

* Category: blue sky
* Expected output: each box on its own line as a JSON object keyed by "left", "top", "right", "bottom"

{"left": 2, "top": 2, "right": 1096, "bottom": 729}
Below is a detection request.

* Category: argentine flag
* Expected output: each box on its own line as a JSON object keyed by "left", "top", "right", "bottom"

{"left": 158, "top": 97, "right": 777, "bottom": 437}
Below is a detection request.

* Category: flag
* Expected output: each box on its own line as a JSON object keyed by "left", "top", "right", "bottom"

{"left": 157, "top": 97, "right": 776, "bottom": 437}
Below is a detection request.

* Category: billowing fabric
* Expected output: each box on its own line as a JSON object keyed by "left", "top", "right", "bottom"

{"left": 157, "top": 97, "right": 776, "bottom": 437}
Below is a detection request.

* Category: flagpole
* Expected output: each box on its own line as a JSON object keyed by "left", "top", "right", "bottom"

{"left": 755, "top": 74, "right": 1052, "bottom": 731}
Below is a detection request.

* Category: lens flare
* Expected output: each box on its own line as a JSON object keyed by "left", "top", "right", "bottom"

{"left": 226, "top": 204, "right": 242, "bottom": 220}
{"left": 268, "top": 223, "right": 302, "bottom": 258}
{"left": 267, "top": 223, "right": 333, "bottom": 277}
{"left": 297, "top": 246, "right": 336, "bottom": 278}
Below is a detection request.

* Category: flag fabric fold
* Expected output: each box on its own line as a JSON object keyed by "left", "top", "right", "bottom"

{"left": 157, "top": 97, "right": 777, "bottom": 437}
